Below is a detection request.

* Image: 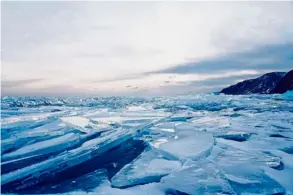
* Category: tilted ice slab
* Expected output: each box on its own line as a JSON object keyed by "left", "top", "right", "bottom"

{"left": 1, "top": 112, "right": 60, "bottom": 126}
{"left": 2, "top": 133, "right": 77, "bottom": 161}
{"left": 1, "top": 121, "right": 83, "bottom": 155}
{"left": 1, "top": 130, "right": 131, "bottom": 189}
{"left": 1, "top": 133, "right": 60, "bottom": 155}
{"left": 221, "top": 164, "right": 285, "bottom": 194}
{"left": 161, "top": 159, "right": 235, "bottom": 195}
{"left": 21, "top": 119, "right": 67, "bottom": 135}
{"left": 111, "top": 148, "right": 181, "bottom": 188}
{"left": 1, "top": 117, "right": 57, "bottom": 139}
{"left": 1, "top": 117, "right": 168, "bottom": 189}
{"left": 158, "top": 131, "right": 214, "bottom": 160}
{"left": 2, "top": 131, "right": 103, "bottom": 162}
{"left": 1, "top": 131, "right": 105, "bottom": 174}
{"left": 1, "top": 119, "right": 69, "bottom": 154}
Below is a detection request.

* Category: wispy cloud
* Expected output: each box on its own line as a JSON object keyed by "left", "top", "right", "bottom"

{"left": 151, "top": 43, "right": 293, "bottom": 75}
{"left": 91, "top": 74, "right": 146, "bottom": 84}
{"left": 2, "top": 79, "right": 44, "bottom": 88}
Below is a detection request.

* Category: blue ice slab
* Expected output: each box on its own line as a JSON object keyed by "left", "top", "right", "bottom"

{"left": 111, "top": 148, "right": 181, "bottom": 188}
{"left": 1, "top": 117, "right": 57, "bottom": 139}
{"left": 212, "top": 146, "right": 283, "bottom": 170}
{"left": 1, "top": 131, "right": 104, "bottom": 174}
{"left": 158, "top": 131, "right": 214, "bottom": 161}
{"left": 1, "top": 118, "right": 167, "bottom": 191}
{"left": 161, "top": 159, "right": 235, "bottom": 195}
{"left": 221, "top": 164, "right": 285, "bottom": 194}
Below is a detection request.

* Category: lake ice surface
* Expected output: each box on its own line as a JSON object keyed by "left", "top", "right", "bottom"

{"left": 1, "top": 93, "right": 293, "bottom": 194}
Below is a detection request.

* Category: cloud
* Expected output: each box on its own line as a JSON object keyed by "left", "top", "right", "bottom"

{"left": 2, "top": 84, "right": 88, "bottom": 97}
{"left": 92, "top": 74, "right": 146, "bottom": 83}
{"left": 2, "top": 2, "right": 293, "bottom": 96}
{"left": 152, "top": 43, "right": 293, "bottom": 75}
{"left": 2, "top": 79, "right": 44, "bottom": 88}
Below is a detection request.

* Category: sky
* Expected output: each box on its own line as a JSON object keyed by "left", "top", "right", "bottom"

{"left": 2, "top": 1, "right": 293, "bottom": 96}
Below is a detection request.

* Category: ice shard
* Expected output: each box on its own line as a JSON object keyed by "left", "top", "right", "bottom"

{"left": 1, "top": 118, "right": 167, "bottom": 191}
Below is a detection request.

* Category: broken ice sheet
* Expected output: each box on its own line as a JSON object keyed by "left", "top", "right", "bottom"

{"left": 111, "top": 148, "right": 180, "bottom": 188}
{"left": 2, "top": 130, "right": 102, "bottom": 165}
{"left": 1, "top": 133, "right": 60, "bottom": 154}
{"left": 161, "top": 159, "right": 235, "bottom": 195}
{"left": 22, "top": 119, "right": 67, "bottom": 135}
{"left": 190, "top": 115, "right": 231, "bottom": 131}
{"left": 61, "top": 116, "right": 110, "bottom": 133}
{"left": 158, "top": 131, "right": 214, "bottom": 161}
{"left": 213, "top": 147, "right": 283, "bottom": 170}
{"left": 221, "top": 164, "right": 285, "bottom": 194}
{"left": 1, "top": 94, "right": 293, "bottom": 194}
{"left": 1, "top": 119, "right": 163, "bottom": 189}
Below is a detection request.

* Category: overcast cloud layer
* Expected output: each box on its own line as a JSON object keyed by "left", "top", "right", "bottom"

{"left": 2, "top": 1, "right": 293, "bottom": 96}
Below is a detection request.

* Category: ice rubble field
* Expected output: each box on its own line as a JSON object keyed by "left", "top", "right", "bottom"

{"left": 1, "top": 92, "right": 293, "bottom": 195}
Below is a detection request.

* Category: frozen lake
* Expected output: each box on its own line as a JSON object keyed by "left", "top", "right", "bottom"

{"left": 1, "top": 92, "right": 293, "bottom": 194}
